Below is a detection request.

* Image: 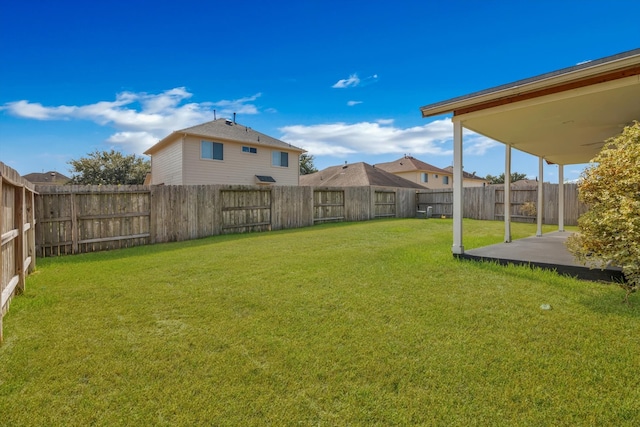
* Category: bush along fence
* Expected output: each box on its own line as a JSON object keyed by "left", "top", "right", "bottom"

{"left": 34, "top": 185, "right": 420, "bottom": 257}
{"left": 417, "top": 183, "right": 586, "bottom": 225}
{"left": 1, "top": 162, "right": 37, "bottom": 343}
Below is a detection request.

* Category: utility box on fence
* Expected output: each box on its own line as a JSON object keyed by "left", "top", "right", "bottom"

{"left": 417, "top": 206, "right": 433, "bottom": 219}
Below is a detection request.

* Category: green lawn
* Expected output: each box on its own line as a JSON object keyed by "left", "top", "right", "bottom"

{"left": 1, "top": 219, "right": 639, "bottom": 426}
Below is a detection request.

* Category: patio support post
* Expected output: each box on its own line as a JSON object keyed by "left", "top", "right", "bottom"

{"left": 558, "top": 165, "right": 565, "bottom": 232}
{"left": 504, "top": 145, "right": 512, "bottom": 243}
{"left": 536, "top": 157, "right": 544, "bottom": 237}
{"left": 452, "top": 118, "right": 464, "bottom": 254}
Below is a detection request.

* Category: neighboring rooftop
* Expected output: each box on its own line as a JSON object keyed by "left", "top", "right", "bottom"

{"left": 375, "top": 156, "right": 451, "bottom": 175}
{"left": 442, "top": 166, "right": 487, "bottom": 181}
{"left": 23, "top": 171, "right": 71, "bottom": 186}
{"left": 144, "top": 118, "right": 305, "bottom": 155}
{"left": 300, "top": 162, "right": 425, "bottom": 189}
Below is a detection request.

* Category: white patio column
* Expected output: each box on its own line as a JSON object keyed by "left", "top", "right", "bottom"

{"left": 452, "top": 118, "right": 464, "bottom": 255}
{"left": 536, "top": 157, "right": 544, "bottom": 237}
{"left": 558, "top": 165, "right": 565, "bottom": 232}
{"left": 504, "top": 145, "right": 512, "bottom": 243}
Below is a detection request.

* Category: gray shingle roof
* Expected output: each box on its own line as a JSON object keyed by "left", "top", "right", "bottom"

{"left": 146, "top": 118, "right": 304, "bottom": 155}
{"left": 375, "top": 156, "right": 451, "bottom": 175}
{"left": 299, "top": 162, "right": 425, "bottom": 189}
{"left": 442, "top": 166, "right": 487, "bottom": 181}
{"left": 23, "top": 171, "right": 71, "bottom": 185}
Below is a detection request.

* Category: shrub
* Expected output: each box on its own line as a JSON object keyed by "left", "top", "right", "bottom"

{"left": 520, "top": 201, "right": 537, "bottom": 217}
{"left": 567, "top": 121, "right": 640, "bottom": 302}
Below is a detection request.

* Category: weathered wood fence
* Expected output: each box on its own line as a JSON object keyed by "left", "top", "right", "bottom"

{"left": 417, "top": 183, "right": 586, "bottom": 225}
{"left": 35, "top": 185, "right": 420, "bottom": 257}
{"left": 1, "top": 162, "right": 37, "bottom": 343}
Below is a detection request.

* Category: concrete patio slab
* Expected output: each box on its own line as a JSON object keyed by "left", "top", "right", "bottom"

{"left": 458, "top": 231, "right": 625, "bottom": 282}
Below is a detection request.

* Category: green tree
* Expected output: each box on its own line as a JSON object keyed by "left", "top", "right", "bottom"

{"left": 485, "top": 172, "right": 528, "bottom": 184}
{"left": 567, "top": 121, "right": 640, "bottom": 303}
{"left": 300, "top": 153, "right": 318, "bottom": 175}
{"left": 68, "top": 149, "right": 150, "bottom": 185}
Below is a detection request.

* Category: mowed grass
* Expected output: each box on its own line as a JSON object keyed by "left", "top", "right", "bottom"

{"left": 1, "top": 219, "right": 639, "bottom": 426}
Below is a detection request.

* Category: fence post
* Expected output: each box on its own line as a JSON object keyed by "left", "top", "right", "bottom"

{"left": 0, "top": 175, "right": 4, "bottom": 344}
{"left": 15, "top": 186, "right": 25, "bottom": 294}
{"left": 71, "top": 191, "right": 79, "bottom": 254}
{"left": 28, "top": 190, "right": 36, "bottom": 273}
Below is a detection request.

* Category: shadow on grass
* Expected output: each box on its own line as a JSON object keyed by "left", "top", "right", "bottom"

{"left": 459, "top": 256, "right": 640, "bottom": 318}
{"left": 35, "top": 219, "right": 400, "bottom": 266}
{"left": 578, "top": 282, "right": 640, "bottom": 318}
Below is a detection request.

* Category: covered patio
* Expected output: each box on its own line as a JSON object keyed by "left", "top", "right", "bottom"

{"left": 463, "top": 232, "right": 624, "bottom": 282}
{"left": 420, "top": 48, "right": 640, "bottom": 281}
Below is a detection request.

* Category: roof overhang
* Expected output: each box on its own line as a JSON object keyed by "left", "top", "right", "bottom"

{"left": 420, "top": 48, "right": 640, "bottom": 165}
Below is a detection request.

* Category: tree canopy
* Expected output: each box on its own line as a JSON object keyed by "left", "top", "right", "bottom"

{"left": 68, "top": 149, "right": 150, "bottom": 185}
{"left": 299, "top": 153, "right": 319, "bottom": 175}
{"left": 567, "top": 121, "right": 640, "bottom": 302}
{"left": 485, "top": 172, "right": 528, "bottom": 184}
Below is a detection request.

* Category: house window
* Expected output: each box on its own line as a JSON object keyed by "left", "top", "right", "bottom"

{"left": 272, "top": 151, "right": 289, "bottom": 167}
{"left": 443, "top": 176, "right": 449, "bottom": 185}
{"left": 242, "top": 146, "right": 257, "bottom": 154}
{"left": 201, "top": 141, "right": 223, "bottom": 160}
{"left": 421, "top": 173, "right": 428, "bottom": 183}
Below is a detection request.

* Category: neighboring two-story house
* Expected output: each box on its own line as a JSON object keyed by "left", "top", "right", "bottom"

{"left": 144, "top": 118, "right": 305, "bottom": 186}
{"left": 375, "top": 156, "right": 453, "bottom": 189}
{"left": 442, "top": 166, "right": 488, "bottom": 187}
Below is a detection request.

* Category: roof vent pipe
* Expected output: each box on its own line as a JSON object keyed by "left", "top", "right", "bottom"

{"left": 233, "top": 112, "right": 236, "bottom": 124}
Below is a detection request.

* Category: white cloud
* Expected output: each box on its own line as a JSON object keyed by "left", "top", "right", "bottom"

{"left": 279, "top": 118, "right": 457, "bottom": 157}
{"left": 3, "top": 100, "right": 77, "bottom": 119}
{"left": 331, "top": 73, "right": 379, "bottom": 89}
{"left": 212, "top": 93, "right": 262, "bottom": 115}
{"left": 347, "top": 100, "right": 363, "bottom": 106}
{"left": 376, "top": 119, "right": 394, "bottom": 125}
{"left": 2, "top": 88, "right": 263, "bottom": 154}
{"left": 462, "top": 132, "right": 501, "bottom": 155}
{"left": 107, "top": 131, "right": 160, "bottom": 153}
{"left": 360, "top": 74, "right": 379, "bottom": 87}
{"left": 332, "top": 74, "right": 360, "bottom": 88}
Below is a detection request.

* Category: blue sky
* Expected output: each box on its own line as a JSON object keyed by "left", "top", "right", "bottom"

{"left": 1, "top": 0, "right": 638, "bottom": 182}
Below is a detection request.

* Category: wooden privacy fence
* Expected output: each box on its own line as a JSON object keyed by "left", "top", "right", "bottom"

{"left": 417, "top": 183, "right": 586, "bottom": 225}
{"left": 1, "top": 162, "right": 37, "bottom": 343}
{"left": 34, "top": 183, "right": 586, "bottom": 258}
{"left": 35, "top": 185, "right": 420, "bottom": 256}
{"left": 36, "top": 185, "right": 151, "bottom": 257}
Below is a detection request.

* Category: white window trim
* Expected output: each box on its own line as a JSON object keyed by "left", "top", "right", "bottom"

{"left": 242, "top": 146, "right": 258, "bottom": 154}
{"left": 201, "top": 140, "right": 224, "bottom": 161}
{"left": 271, "top": 150, "right": 289, "bottom": 168}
